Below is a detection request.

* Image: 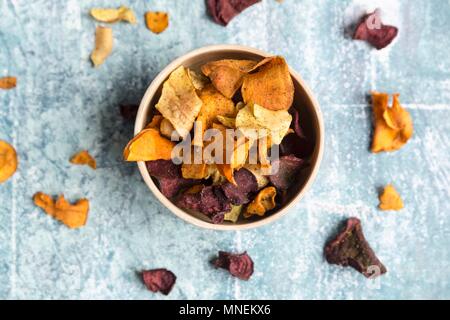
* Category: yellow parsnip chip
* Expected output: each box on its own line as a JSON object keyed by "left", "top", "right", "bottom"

{"left": 235, "top": 103, "right": 292, "bottom": 145}
{"left": 371, "top": 92, "right": 413, "bottom": 153}
{"left": 91, "top": 26, "right": 113, "bottom": 67}
{"left": 159, "top": 118, "right": 176, "bottom": 139}
{"left": 242, "top": 56, "right": 294, "bottom": 111}
{"left": 0, "top": 140, "right": 18, "bottom": 183}
{"left": 244, "top": 186, "right": 277, "bottom": 218}
{"left": 201, "top": 59, "right": 257, "bottom": 98}
{"left": 70, "top": 150, "right": 96, "bottom": 169}
{"left": 188, "top": 69, "right": 209, "bottom": 91}
{"left": 33, "top": 192, "right": 89, "bottom": 229}
{"left": 123, "top": 128, "right": 175, "bottom": 161}
{"left": 0, "top": 77, "right": 17, "bottom": 89}
{"left": 216, "top": 115, "right": 236, "bottom": 128}
{"left": 155, "top": 66, "right": 203, "bottom": 138}
{"left": 145, "top": 11, "right": 169, "bottom": 34}
{"left": 379, "top": 184, "right": 404, "bottom": 211}
{"left": 224, "top": 205, "right": 243, "bottom": 223}
{"left": 90, "top": 6, "right": 137, "bottom": 24}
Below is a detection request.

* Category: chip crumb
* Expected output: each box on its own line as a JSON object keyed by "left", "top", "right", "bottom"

{"left": 90, "top": 26, "right": 113, "bottom": 67}
{"left": 33, "top": 192, "right": 89, "bottom": 229}
{"left": 70, "top": 150, "right": 96, "bottom": 169}
{"left": 0, "top": 140, "right": 18, "bottom": 183}
{"left": 145, "top": 11, "right": 169, "bottom": 34}
{"left": 0, "top": 76, "right": 17, "bottom": 90}
{"left": 379, "top": 184, "right": 404, "bottom": 211}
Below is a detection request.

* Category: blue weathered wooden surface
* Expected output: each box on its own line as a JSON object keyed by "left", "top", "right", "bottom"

{"left": 0, "top": 0, "right": 449, "bottom": 299}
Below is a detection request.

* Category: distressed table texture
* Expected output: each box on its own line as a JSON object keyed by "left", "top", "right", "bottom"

{"left": 1, "top": 0, "right": 449, "bottom": 300}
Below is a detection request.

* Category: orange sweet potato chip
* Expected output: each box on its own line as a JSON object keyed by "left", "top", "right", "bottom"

{"left": 379, "top": 184, "right": 404, "bottom": 211}
{"left": 0, "top": 77, "right": 17, "bottom": 89}
{"left": 201, "top": 59, "right": 257, "bottom": 98}
{"left": 123, "top": 128, "right": 175, "bottom": 161}
{"left": 33, "top": 192, "right": 89, "bottom": 229}
{"left": 242, "top": 56, "right": 294, "bottom": 111}
{"left": 91, "top": 26, "right": 113, "bottom": 67}
{"left": 244, "top": 186, "right": 276, "bottom": 218}
{"left": 70, "top": 150, "right": 96, "bottom": 169}
{"left": 0, "top": 140, "right": 18, "bottom": 183}
{"left": 371, "top": 92, "right": 413, "bottom": 153}
{"left": 145, "top": 11, "right": 169, "bottom": 34}
{"left": 146, "top": 115, "right": 163, "bottom": 129}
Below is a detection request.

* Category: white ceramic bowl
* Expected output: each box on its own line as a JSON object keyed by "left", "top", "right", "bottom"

{"left": 134, "top": 45, "right": 324, "bottom": 230}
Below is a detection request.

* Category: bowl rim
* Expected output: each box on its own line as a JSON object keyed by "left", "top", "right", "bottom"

{"left": 134, "top": 44, "right": 324, "bottom": 230}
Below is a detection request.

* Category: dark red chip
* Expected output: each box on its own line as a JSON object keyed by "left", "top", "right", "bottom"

{"left": 280, "top": 108, "right": 314, "bottom": 158}
{"left": 212, "top": 251, "right": 254, "bottom": 280}
{"left": 268, "top": 155, "right": 304, "bottom": 190}
{"left": 142, "top": 268, "right": 176, "bottom": 295}
{"left": 119, "top": 103, "right": 139, "bottom": 120}
{"left": 325, "top": 218, "right": 387, "bottom": 278}
{"left": 221, "top": 168, "right": 258, "bottom": 205}
{"left": 207, "top": 0, "right": 261, "bottom": 26}
{"left": 353, "top": 9, "right": 398, "bottom": 50}
{"left": 147, "top": 160, "right": 198, "bottom": 198}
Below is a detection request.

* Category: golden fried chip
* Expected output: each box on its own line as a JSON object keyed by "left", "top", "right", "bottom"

{"left": 33, "top": 192, "right": 89, "bottom": 229}
{"left": 91, "top": 26, "right": 113, "bottom": 67}
{"left": 155, "top": 66, "right": 203, "bottom": 138}
{"left": 371, "top": 92, "right": 413, "bottom": 153}
{"left": 70, "top": 150, "right": 96, "bottom": 169}
{"left": 182, "top": 163, "right": 210, "bottom": 179}
{"left": 201, "top": 59, "right": 257, "bottom": 98}
{"left": 242, "top": 56, "right": 294, "bottom": 111}
{"left": 146, "top": 115, "right": 163, "bottom": 129}
{"left": 90, "top": 6, "right": 136, "bottom": 24}
{"left": 0, "top": 77, "right": 17, "bottom": 90}
{"left": 216, "top": 115, "right": 236, "bottom": 128}
{"left": 123, "top": 128, "right": 175, "bottom": 161}
{"left": 224, "top": 205, "right": 243, "bottom": 223}
{"left": 159, "top": 118, "right": 176, "bottom": 139}
{"left": 0, "top": 140, "right": 18, "bottom": 183}
{"left": 235, "top": 103, "right": 292, "bottom": 145}
{"left": 379, "top": 184, "right": 404, "bottom": 211}
{"left": 198, "top": 84, "right": 235, "bottom": 128}
{"left": 244, "top": 186, "right": 277, "bottom": 218}
{"left": 145, "top": 11, "right": 169, "bottom": 34}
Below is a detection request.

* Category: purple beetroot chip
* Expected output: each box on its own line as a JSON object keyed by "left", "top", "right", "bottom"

{"left": 353, "top": 9, "right": 398, "bottom": 50}
{"left": 220, "top": 168, "right": 258, "bottom": 205}
{"left": 176, "top": 185, "right": 231, "bottom": 223}
{"left": 142, "top": 268, "right": 177, "bottom": 295}
{"left": 268, "top": 155, "right": 304, "bottom": 190}
{"left": 325, "top": 218, "right": 387, "bottom": 278}
{"left": 212, "top": 251, "right": 254, "bottom": 280}
{"left": 146, "top": 160, "right": 198, "bottom": 198}
{"left": 280, "top": 108, "right": 314, "bottom": 158}
{"left": 119, "top": 103, "right": 139, "bottom": 120}
{"left": 207, "top": 0, "right": 261, "bottom": 26}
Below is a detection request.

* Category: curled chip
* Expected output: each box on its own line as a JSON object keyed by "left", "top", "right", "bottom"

{"left": 0, "top": 140, "right": 18, "bottom": 183}
{"left": 353, "top": 9, "right": 398, "bottom": 50}
{"left": 70, "top": 150, "right": 96, "bottom": 169}
{"left": 201, "top": 59, "right": 257, "bottom": 98}
{"left": 142, "top": 269, "right": 176, "bottom": 295}
{"left": 146, "top": 160, "right": 198, "bottom": 198}
{"left": 0, "top": 76, "right": 17, "bottom": 89}
{"left": 123, "top": 128, "right": 175, "bottom": 161}
{"left": 371, "top": 92, "right": 413, "bottom": 153}
{"left": 325, "top": 218, "right": 387, "bottom": 278}
{"left": 33, "top": 192, "right": 89, "bottom": 229}
{"left": 90, "top": 6, "right": 137, "bottom": 24}
{"left": 155, "top": 66, "right": 203, "bottom": 138}
{"left": 145, "top": 11, "right": 169, "bottom": 34}
{"left": 207, "top": 0, "right": 262, "bottom": 26}
{"left": 235, "top": 103, "right": 292, "bottom": 145}
{"left": 379, "top": 184, "right": 404, "bottom": 211}
{"left": 188, "top": 69, "right": 209, "bottom": 91}
{"left": 268, "top": 155, "right": 304, "bottom": 190}
{"left": 242, "top": 56, "right": 294, "bottom": 111}
{"left": 212, "top": 251, "right": 254, "bottom": 280}
{"left": 90, "top": 26, "right": 113, "bottom": 67}
{"left": 244, "top": 186, "right": 276, "bottom": 218}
